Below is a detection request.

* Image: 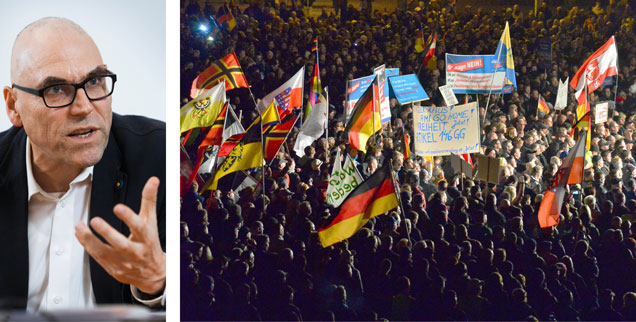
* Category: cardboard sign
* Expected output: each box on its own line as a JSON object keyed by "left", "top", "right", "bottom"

{"left": 439, "top": 84, "right": 459, "bottom": 106}
{"left": 413, "top": 102, "right": 481, "bottom": 156}
{"left": 474, "top": 154, "right": 500, "bottom": 184}
{"left": 450, "top": 153, "right": 472, "bottom": 177}
{"left": 595, "top": 101, "right": 609, "bottom": 124}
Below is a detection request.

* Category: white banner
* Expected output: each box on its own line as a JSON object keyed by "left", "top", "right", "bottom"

{"left": 326, "top": 149, "right": 363, "bottom": 207}
{"left": 373, "top": 65, "right": 391, "bottom": 124}
{"left": 413, "top": 102, "right": 481, "bottom": 156}
{"left": 554, "top": 77, "right": 568, "bottom": 110}
{"left": 439, "top": 84, "right": 458, "bottom": 106}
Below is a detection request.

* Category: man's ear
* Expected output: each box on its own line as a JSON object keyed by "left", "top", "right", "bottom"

{"left": 3, "top": 86, "right": 23, "bottom": 127}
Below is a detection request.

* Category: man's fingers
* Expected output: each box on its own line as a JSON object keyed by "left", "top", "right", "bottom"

{"left": 75, "top": 221, "right": 114, "bottom": 261}
{"left": 113, "top": 204, "right": 146, "bottom": 236}
{"left": 89, "top": 217, "right": 140, "bottom": 254}
{"left": 139, "top": 177, "right": 159, "bottom": 222}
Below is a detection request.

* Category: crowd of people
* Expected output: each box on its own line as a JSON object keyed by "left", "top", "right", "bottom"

{"left": 181, "top": 0, "right": 636, "bottom": 320}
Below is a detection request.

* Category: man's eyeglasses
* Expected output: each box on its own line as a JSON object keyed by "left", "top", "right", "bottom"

{"left": 12, "top": 74, "right": 117, "bottom": 108}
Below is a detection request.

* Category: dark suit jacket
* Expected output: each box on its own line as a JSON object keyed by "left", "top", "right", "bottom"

{"left": 0, "top": 113, "right": 166, "bottom": 309}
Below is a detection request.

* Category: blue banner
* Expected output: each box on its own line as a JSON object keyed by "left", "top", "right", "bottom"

{"left": 445, "top": 54, "right": 515, "bottom": 94}
{"left": 346, "top": 68, "right": 398, "bottom": 123}
{"left": 388, "top": 74, "right": 429, "bottom": 104}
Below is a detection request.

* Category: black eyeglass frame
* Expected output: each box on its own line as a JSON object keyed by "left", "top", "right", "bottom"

{"left": 12, "top": 74, "right": 117, "bottom": 108}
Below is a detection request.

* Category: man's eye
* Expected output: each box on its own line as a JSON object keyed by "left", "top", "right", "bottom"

{"left": 87, "top": 77, "right": 100, "bottom": 86}
{"left": 47, "top": 85, "right": 63, "bottom": 94}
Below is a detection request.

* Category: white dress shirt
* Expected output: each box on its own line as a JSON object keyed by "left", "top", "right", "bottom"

{"left": 26, "top": 138, "right": 95, "bottom": 312}
{"left": 24, "top": 139, "right": 164, "bottom": 312}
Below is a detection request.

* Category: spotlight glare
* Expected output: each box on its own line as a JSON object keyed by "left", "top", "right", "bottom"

{"left": 199, "top": 24, "right": 208, "bottom": 32}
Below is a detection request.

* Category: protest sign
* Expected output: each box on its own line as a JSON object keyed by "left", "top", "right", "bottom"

{"left": 388, "top": 74, "right": 429, "bottom": 104}
{"left": 537, "top": 37, "right": 552, "bottom": 70}
{"left": 439, "top": 84, "right": 458, "bottom": 106}
{"left": 595, "top": 101, "right": 610, "bottom": 124}
{"left": 413, "top": 102, "right": 481, "bottom": 157}
{"left": 450, "top": 153, "right": 472, "bottom": 177}
{"left": 326, "top": 149, "right": 364, "bottom": 207}
{"left": 445, "top": 54, "right": 515, "bottom": 94}
{"left": 346, "top": 68, "right": 398, "bottom": 123}
{"left": 475, "top": 154, "right": 500, "bottom": 184}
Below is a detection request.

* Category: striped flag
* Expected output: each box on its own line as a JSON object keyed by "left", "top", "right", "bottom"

{"left": 264, "top": 115, "right": 299, "bottom": 160}
{"left": 422, "top": 18, "right": 439, "bottom": 70}
{"left": 345, "top": 76, "right": 381, "bottom": 153}
{"left": 538, "top": 132, "right": 586, "bottom": 228}
{"left": 570, "top": 36, "right": 617, "bottom": 109}
{"left": 203, "top": 119, "right": 263, "bottom": 191}
{"left": 257, "top": 67, "right": 305, "bottom": 121}
{"left": 414, "top": 24, "right": 425, "bottom": 53}
{"left": 400, "top": 127, "right": 411, "bottom": 159}
{"left": 305, "top": 38, "right": 322, "bottom": 121}
{"left": 217, "top": 5, "right": 237, "bottom": 31}
{"left": 538, "top": 96, "right": 550, "bottom": 114}
{"left": 319, "top": 162, "right": 398, "bottom": 247}
{"left": 190, "top": 52, "right": 249, "bottom": 98}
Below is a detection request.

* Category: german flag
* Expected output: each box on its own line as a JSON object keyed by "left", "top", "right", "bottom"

{"left": 203, "top": 120, "right": 263, "bottom": 191}
{"left": 400, "top": 127, "right": 411, "bottom": 159}
{"left": 311, "top": 37, "right": 318, "bottom": 52}
{"left": 319, "top": 163, "right": 399, "bottom": 247}
{"left": 569, "top": 111, "right": 591, "bottom": 155}
{"left": 190, "top": 52, "right": 249, "bottom": 98}
{"left": 264, "top": 115, "right": 298, "bottom": 160}
{"left": 217, "top": 5, "right": 237, "bottom": 31}
{"left": 345, "top": 76, "right": 381, "bottom": 153}
{"left": 414, "top": 24, "right": 425, "bottom": 53}
{"left": 538, "top": 96, "right": 550, "bottom": 114}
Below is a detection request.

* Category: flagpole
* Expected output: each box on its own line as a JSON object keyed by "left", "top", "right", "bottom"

{"left": 483, "top": 21, "right": 507, "bottom": 129}
{"left": 345, "top": 79, "right": 350, "bottom": 121}
{"left": 613, "top": 35, "right": 619, "bottom": 107}
{"left": 325, "top": 86, "right": 330, "bottom": 140}
{"left": 372, "top": 77, "right": 377, "bottom": 148}
{"left": 260, "top": 114, "right": 266, "bottom": 207}
{"left": 390, "top": 158, "right": 411, "bottom": 246}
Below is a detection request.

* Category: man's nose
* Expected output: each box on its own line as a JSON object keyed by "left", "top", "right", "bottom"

{"left": 68, "top": 88, "right": 93, "bottom": 116}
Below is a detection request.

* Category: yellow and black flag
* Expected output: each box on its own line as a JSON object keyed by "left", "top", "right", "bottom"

{"left": 318, "top": 162, "right": 399, "bottom": 247}
{"left": 203, "top": 119, "right": 263, "bottom": 191}
{"left": 345, "top": 76, "right": 381, "bottom": 153}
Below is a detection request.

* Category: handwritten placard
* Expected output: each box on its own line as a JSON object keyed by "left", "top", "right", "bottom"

{"left": 413, "top": 102, "right": 481, "bottom": 156}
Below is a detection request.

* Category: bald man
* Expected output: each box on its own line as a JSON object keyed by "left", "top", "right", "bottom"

{"left": 0, "top": 18, "right": 165, "bottom": 311}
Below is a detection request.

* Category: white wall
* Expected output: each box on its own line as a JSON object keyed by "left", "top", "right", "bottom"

{"left": 0, "top": 0, "right": 166, "bottom": 131}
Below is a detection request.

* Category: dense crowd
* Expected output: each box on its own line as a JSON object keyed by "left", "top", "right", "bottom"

{"left": 181, "top": 0, "right": 636, "bottom": 320}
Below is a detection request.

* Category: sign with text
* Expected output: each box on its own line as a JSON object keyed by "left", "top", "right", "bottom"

{"left": 446, "top": 54, "right": 514, "bottom": 94}
{"left": 388, "top": 74, "right": 429, "bottom": 104}
{"left": 346, "top": 68, "right": 399, "bottom": 124}
{"left": 327, "top": 150, "right": 364, "bottom": 207}
{"left": 413, "top": 102, "right": 481, "bottom": 157}
{"left": 595, "top": 101, "right": 609, "bottom": 124}
{"left": 439, "top": 84, "right": 458, "bottom": 106}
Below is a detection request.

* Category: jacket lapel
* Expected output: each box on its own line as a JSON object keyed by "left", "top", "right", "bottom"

{"left": 89, "top": 131, "right": 128, "bottom": 304}
{"left": 0, "top": 128, "right": 29, "bottom": 308}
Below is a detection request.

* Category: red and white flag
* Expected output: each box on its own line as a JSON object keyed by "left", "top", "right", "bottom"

{"left": 537, "top": 131, "right": 586, "bottom": 228}
{"left": 570, "top": 36, "right": 617, "bottom": 106}
{"left": 257, "top": 66, "right": 305, "bottom": 120}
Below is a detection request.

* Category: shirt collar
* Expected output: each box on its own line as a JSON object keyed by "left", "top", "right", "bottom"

{"left": 26, "top": 137, "right": 93, "bottom": 201}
